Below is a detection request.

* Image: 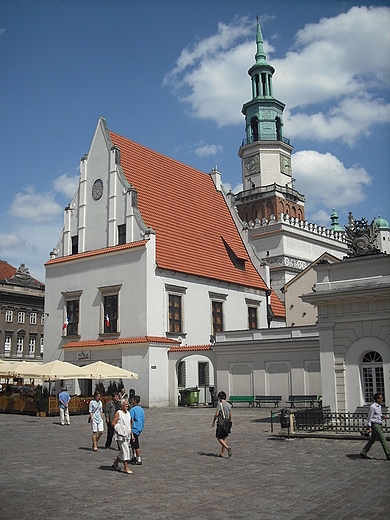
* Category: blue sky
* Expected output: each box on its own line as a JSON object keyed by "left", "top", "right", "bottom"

{"left": 0, "top": 0, "right": 389, "bottom": 282}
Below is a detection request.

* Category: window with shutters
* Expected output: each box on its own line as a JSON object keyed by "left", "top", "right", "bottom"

{"left": 248, "top": 307, "right": 257, "bottom": 329}
{"left": 177, "top": 361, "right": 186, "bottom": 388}
{"left": 212, "top": 301, "right": 223, "bottom": 334}
{"left": 198, "top": 362, "right": 210, "bottom": 387}
{"left": 169, "top": 294, "right": 182, "bottom": 333}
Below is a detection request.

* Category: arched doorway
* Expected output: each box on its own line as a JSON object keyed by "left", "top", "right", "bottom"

{"left": 177, "top": 354, "right": 215, "bottom": 404}
{"left": 361, "top": 351, "right": 385, "bottom": 403}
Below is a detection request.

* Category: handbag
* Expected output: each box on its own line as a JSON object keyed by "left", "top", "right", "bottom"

{"left": 219, "top": 403, "right": 232, "bottom": 435}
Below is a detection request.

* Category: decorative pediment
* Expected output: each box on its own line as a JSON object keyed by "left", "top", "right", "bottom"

{"left": 344, "top": 213, "right": 380, "bottom": 257}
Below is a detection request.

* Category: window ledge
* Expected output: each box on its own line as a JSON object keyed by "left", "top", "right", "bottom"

{"left": 63, "top": 334, "right": 81, "bottom": 340}
{"left": 98, "top": 332, "right": 121, "bottom": 339}
{"left": 166, "top": 332, "right": 187, "bottom": 340}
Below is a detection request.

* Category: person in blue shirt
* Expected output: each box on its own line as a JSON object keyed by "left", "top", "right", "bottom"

{"left": 58, "top": 386, "right": 71, "bottom": 426}
{"left": 360, "top": 393, "right": 390, "bottom": 460}
{"left": 129, "top": 395, "right": 145, "bottom": 465}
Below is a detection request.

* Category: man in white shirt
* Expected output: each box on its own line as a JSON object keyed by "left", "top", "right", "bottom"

{"left": 360, "top": 393, "right": 390, "bottom": 460}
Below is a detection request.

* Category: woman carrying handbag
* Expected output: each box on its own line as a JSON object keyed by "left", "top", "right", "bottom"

{"left": 111, "top": 398, "right": 134, "bottom": 474}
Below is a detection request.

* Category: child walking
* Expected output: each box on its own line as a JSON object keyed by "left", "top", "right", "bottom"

{"left": 130, "top": 395, "right": 145, "bottom": 465}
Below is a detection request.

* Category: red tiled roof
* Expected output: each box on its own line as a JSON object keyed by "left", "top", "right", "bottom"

{"left": 46, "top": 240, "right": 148, "bottom": 266}
{"left": 168, "top": 344, "right": 211, "bottom": 353}
{"left": 109, "top": 131, "right": 268, "bottom": 292}
{"left": 63, "top": 336, "right": 180, "bottom": 349}
{"left": 271, "top": 289, "right": 285, "bottom": 317}
{"left": 0, "top": 260, "right": 17, "bottom": 281}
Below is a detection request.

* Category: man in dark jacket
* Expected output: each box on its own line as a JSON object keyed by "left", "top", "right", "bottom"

{"left": 104, "top": 392, "right": 120, "bottom": 449}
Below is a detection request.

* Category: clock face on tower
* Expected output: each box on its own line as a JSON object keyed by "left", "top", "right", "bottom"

{"left": 92, "top": 179, "right": 103, "bottom": 201}
{"left": 244, "top": 155, "right": 260, "bottom": 175}
{"left": 280, "top": 155, "right": 292, "bottom": 176}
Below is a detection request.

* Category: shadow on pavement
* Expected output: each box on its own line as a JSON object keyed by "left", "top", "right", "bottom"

{"left": 197, "top": 451, "right": 220, "bottom": 458}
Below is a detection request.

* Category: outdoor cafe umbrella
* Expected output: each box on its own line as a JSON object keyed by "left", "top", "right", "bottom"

{"left": 18, "top": 360, "right": 86, "bottom": 381}
{"left": 78, "top": 361, "right": 138, "bottom": 380}
{"left": 0, "top": 361, "right": 36, "bottom": 378}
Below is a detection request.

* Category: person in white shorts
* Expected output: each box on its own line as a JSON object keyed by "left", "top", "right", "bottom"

{"left": 89, "top": 391, "right": 104, "bottom": 451}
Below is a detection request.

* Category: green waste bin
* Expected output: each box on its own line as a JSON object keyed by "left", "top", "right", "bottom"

{"left": 179, "top": 387, "right": 199, "bottom": 406}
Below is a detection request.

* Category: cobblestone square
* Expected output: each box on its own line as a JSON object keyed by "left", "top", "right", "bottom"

{"left": 0, "top": 406, "right": 389, "bottom": 519}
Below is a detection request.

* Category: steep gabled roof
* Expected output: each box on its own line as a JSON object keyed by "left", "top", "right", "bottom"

{"left": 0, "top": 260, "right": 17, "bottom": 281}
{"left": 109, "top": 131, "right": 268, "bottom": 292}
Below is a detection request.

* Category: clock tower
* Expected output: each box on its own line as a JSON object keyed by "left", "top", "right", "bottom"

{"left": 236, "top": 18, "right": 305, "bottom": 224}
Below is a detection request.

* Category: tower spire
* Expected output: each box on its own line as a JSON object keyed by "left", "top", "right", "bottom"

{"left": 255, "top": 15, "right": 267, "bottom": 63}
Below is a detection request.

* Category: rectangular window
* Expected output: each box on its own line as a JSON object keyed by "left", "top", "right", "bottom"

{"left": 198, "top": 362, "right": 210, "bottom": 387}
{"left": 177, "top": 361, "right": 186, "bottom": 388}
{"left": 30, "top": 312, "right": 37, "bottom": 325}
{"left": 40, "top": 337, "right": 44, "bottom": 355}
{"left": 4, "top": 336, "right": 11, "bottom": 358}
{"left": 5, "top": 310, "right": 13, "bottom": 323}
{"left": 41, "top": 314, "right": 45, "bottom": 326}
{"left": 248, "top": 307, "right": 258, "bottom": 329}
{"left": 17, "top": 337, "right": 23, "bottom": 357}
{"left": 18, "top": 311, "right": 25, "bottom": 324}
{"left": 71, "top": 235, "right": 78, "bottom": 255}
{"left": 29, "top": 337, "right": 36, "bottom": 358}
{"left": 169, "top": 295, "right": 182, "bottom": 333}
{"left": 66, "top": 300, "right": 79, "bottom": 336}
{"left": 118, "top": 224, "right": 126, "bottom": 245}
{"left": 104, "top": 295, "right": 118, "bottom": 333}
{"left": 212, "top": 301, "right": 223, "bottom": 334}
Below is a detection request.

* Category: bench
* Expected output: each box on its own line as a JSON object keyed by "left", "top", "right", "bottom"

{"left": 286, "top": 395, "right": 318, "bottom": 408}
{"left": 228, "top": 396, "right": 255, "bottom": 407}
{"left": 255, "top": 395, "right": 282, "bottom": 407}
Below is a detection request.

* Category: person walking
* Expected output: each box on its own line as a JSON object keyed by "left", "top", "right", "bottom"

{"left": 130, "top": 394, "right": 145, "bottom": 465}
{"left": 211, "top": 391, "right": 232, "bottom": 458}
{"left": 360, "top": 393, "right": 390, "bottom": 460}
{"left": 105, "top": 392, "right": 121, "bottom": 449}
{"left": 111, "top": 398, "right": 133, "bottom": 474}
{"left": 58, "top": 386, "right": 71, "bottom": 426}
{"left": 89, "top": 391, "right": 104, "bottom": 451}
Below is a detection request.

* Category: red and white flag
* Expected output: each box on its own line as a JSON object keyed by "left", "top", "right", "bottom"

{"left": 106, "top": 313, "right": 110, "bottom": 327}
{"left": 63, "top": 316, "right": 69, "bottom": 330}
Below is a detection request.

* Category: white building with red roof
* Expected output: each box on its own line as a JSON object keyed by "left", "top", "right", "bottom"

{"left": 44, "top": 117, "right": 284, "bottom": 406}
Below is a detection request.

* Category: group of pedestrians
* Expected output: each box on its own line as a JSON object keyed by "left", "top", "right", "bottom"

{"left": 88, "top": 390, "right": 145, "bottom": 474}
{"left": 60, "top": 386, "right": 389, "bottom": 471}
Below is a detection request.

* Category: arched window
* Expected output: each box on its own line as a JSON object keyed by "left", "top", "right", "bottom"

{"left": 361, "top": 351, "right": 385, "bottom": 403}
{"left": 266, "top": 201, "right": 273, "bottom": 220}
{"left": 291, "top": 206, "right": 296, "bottom": 218}
{"left": 276, "top": 117, "right": 282, "bottom": 141}
{"left": 251, "top": 118, "right": 258, "bottom": 143}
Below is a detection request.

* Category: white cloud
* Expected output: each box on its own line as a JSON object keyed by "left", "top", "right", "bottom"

{"left": 53, "top": 173, "right": 79, "bottom": 199}
{"left": 0, "top": 28, "right": 5, "bottom": 36}
{"left": 0, "top": 233, "right": 27, "bottom": 251}
{"left": 164, "top": 6, "right": 390, "bottom": 143}
{"left": 222, "top": 182, "right": 243, "bottom": 194}
{"left": 194, "top": 144, "right": 223, "bottom": 158}
{"left": 292, "top": 150, "right": 372, "bottom": 213}
{"left": 9, "top": 186, "right": 63, "bottom": 223}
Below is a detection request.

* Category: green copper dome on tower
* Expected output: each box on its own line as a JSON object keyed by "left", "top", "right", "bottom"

{"left": 330, "top": 209, "right": 344, "bottom": 232}
{"left": 375, "top": 215, "right": 389, "bottom": 230}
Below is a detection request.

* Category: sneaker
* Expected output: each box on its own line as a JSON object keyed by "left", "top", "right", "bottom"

{"left": 134, "top": 460, "right": 142, "bottom": 465}
{"left": 129, "top": 457, "right": 137, "bottom": 465}
{"left": 360, "top": 453, "right": 369, "bottom": 459}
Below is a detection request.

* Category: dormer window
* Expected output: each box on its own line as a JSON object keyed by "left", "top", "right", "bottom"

{"left": 222, "top": 237, "right": 246, "bottom": 270}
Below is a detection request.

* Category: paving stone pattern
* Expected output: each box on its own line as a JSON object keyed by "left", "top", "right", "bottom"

{"left": 0, "top": 406, "right": 389, "bottom": 519}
